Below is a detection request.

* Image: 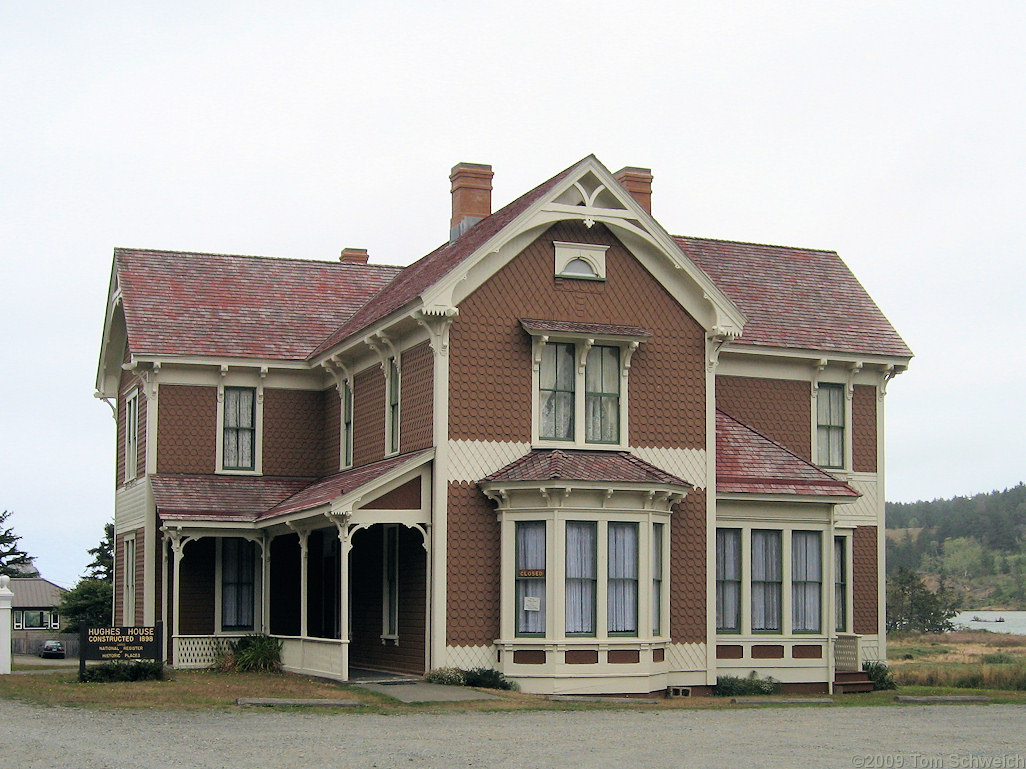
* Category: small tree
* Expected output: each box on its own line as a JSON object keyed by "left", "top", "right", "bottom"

{"left": 886, "top": 567, "right": 959, "bottom": 633}
{"left": 57, "top": 579, "right": 113, "bottom": 632}
{"left": 0, "top": 509, "right": 37, "bottom": 577}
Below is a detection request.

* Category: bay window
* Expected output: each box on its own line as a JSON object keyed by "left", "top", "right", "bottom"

{"left": 651, "top": 523, "right": 663, "bottom": 635}
{"left": 716, "top": 528, "right": 741, "bottom": 633}
{"left": 565, "top": 522, "right": 597, "bottom": 635}
{"left": 751, "top": 530, "right": 782, "bottom": 632}
{"left": 607, "top": 522, "right": 638, "bottom": 635}
{"left": 516, "top": 522, "right": 546, "bottom": 636}
{"left": 791, "top": 531, "right": 822, "bottom": 633}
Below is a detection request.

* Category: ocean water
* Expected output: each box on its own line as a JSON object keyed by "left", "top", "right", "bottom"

{"left": 953, "top": 610, "right": 1026, "bottom": 635}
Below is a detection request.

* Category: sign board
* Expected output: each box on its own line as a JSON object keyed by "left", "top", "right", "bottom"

{"left": 79, "top": 623, "right": 162, "bottom": 679}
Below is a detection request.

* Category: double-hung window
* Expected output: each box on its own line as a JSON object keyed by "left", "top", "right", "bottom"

{"left": 123, "top": 535, "right": 136, "bottom": 625}
{"left": 223, "top": 387, "right": 256, "bottom": 471}
{"left": 651, "top": 523, "right": 664, "bottom": 635}
{"left": 607, "top": 522, "right": 638, "bottom": 635}
{"left": 565, "top": 522, "right": 597, "bottom": 635}
{"left": 540, "top": 343, "right": 575, "bottom": 440}
{"left": 585, "top": 346, "right": 620, "bottom": 443}
{"left": 525, "top": 319, "right": 648, "bottom": 448}
{"left": 124, "top": 389, "right": 139, "bottom": 481}
{"left": 221, "top": 538, "right": 255, "bottom": 631}
{"left": 834, "top": 536, "right": 848, "bottom": 632}
{"left": 817, "top": 383, "right": 844, "bottom": 468}
{"left": 791, "top": 531, "right": 822, "bottom": 633}
{"left": 751, "top": 530, "right": 782, "bottom": 632}
{"left": 386, "top": 358, "right": 400, "bottom": 455}
{"left": 515, "top": 522, "right": 546, "bottom": 636}
{"left": 341, "top": 381, "right": 354, "bottom": 468}
{"left": 716, "top": 528, "right": 742, "bottom": 633}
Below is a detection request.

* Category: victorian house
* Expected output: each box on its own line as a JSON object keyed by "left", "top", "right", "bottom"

{"left": 95, "top": 156, "right": 911, "bottom": 694}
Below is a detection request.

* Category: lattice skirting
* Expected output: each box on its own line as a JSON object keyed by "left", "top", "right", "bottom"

{"left": 173, "top": 635, "right": 243, "bottom": 668}
{"left": 445, "top": 644, "right": 496, "bottom": 670}
{"left": 664, "top": 642, "right": 706, "bottom": 672}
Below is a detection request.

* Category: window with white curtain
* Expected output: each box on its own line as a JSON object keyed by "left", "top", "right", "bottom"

{"left": 817, "top": 384, "right": 844, "bottom": 468}
{"left": 222, "top": 538, "right": 255, "bottom": 630}
{"left": 751, "top": 530, "right": 781, "bottom": 632}
{"left": 651, "top": 523, "right": 663, "bottom": 635}
{"left": 585, "top": 346, "right": 620, "bottom": 443}
{"left": 540, "top": 343, "right": 575, "bottom": 440}
{"left": 515, "top": 522, "right": 546, "bottom": 636}
{"left": 565, "top": 522, "right": 597, "bottom": 635}
{"left": 792, "top": 531, "right": 822, "bottom": 632}
{"left": 716, "top": 529, "right": 741, "bottom": 633}
{"left": 607, "top": 522, "right": 638, "bottom": 635}
{"left": 223, "top": 387, "right": 256, "bottom": 470}
{"left": 124, "top": 389, "right": 139, "bottom": 481}
{"left": 834, "top": 536, "right": 847, "bottom": 632}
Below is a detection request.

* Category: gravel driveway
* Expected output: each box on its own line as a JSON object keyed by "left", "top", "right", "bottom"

{"left": 2, "top": 699, "right": 1023, "bottom": 769}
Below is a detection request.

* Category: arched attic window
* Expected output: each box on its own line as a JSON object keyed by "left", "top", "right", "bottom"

{"left": 561, "top": 258, "right": 598, "bottom": 278}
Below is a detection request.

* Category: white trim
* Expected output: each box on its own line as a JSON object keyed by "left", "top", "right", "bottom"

{"left": 124, "top": 388, "right": 139, "bottom": 482}
{"left": 123, "top": 533, "right": 137, "bottom": 625}
{"left": 215, "top": 378, "right": 264, "bottom": 475}
{"left": 553, "top": 241, "right": 608, "bottom": 280}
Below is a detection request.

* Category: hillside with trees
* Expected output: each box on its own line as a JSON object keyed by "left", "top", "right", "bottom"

{"left": 886, "top": 482, "right": 1026, "bottom": 609}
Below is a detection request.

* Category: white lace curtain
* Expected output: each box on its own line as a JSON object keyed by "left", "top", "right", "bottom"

{"left": 716, "top": 529, "right": 741, "bottom": 632}
{"left": 751, "top": 530, "right": 782, "bottom": 631}
{"left": 565, "top": 522, "right": 596, "bottom": 634}
{"left": 792, "top": 531, "right": 822, "bottom": 632}
{"left": 607, "top": 522, "right": 638, "bottom": 633}
{"left": 516, "top": 522, "right": 546, "bottom": 634}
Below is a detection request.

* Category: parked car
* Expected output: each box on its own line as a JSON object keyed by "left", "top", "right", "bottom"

{"left": 39, "top": 640, "right": 65, "bottom": 659}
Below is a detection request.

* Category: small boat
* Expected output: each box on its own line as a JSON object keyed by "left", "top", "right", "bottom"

{"left": 971, "top": 615, "right": 1005, "bottom": 622}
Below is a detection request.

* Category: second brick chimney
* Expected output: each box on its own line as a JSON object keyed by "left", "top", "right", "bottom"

{"left": 449, "top": 162, "right": 493, "bottom": 242}
{"left": 614, "top": 167, "right": 653, "bottom": 214}
{"left": 339, "top": 247, "right": 369, "bottom": 264}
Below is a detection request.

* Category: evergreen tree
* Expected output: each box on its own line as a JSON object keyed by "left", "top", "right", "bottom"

{"left": 0, "top": 509, "right": 37, "bottom": 577}
{"left": 886, "top": 567, "right": 959, "bottom": 632}
{"left": 85, "top": 522, "right": 114, "bottom": 583}
{"left": 56, "top": 579, "right": 113, "bottom": 632}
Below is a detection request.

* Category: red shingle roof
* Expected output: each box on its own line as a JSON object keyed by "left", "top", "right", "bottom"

{"left": 481, "top": 449, "right": 692, "bottom": 487}
{"left": 152, "top": 474, "right": 313, "bottom": 522}
{"left": 676, "top": 237, "right": 912, "bottom": 359}
{"left": 116, "top": 249, "right": 402, "bottom": 360}
{"left": 259, "top": 450, "right": 430, "bottom": 520}
{"left": 519, "top": 318, "right": 652, "bottom": 338}
{"left": 151, "top": 451, "right": 430, "bottom": 523}
{"left": 716, "top": 410, "right": 859, "bottom": 498}
{"left": 309, "top": 161, "right": 582, "bottom": 358}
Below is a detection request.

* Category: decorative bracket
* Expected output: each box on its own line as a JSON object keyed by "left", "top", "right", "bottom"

{"left": 577, "top": 338, "right": 594, "bottom": 374}
{"left": 413, "top": 309, "right": 456, "bottom": 357}
{"left": 880, "top": 364, "right": 899, "bottom": 399}
{"left": 532, "top": 335, "right": 549, "bottom": 372}
{"left": 622, "top": 341, "right": 640, "bottom": 378}
{"left": 845, "top": 361, "right": 863, "bottom": 400}
{"left": 705, "top": 333, "right": 729, "bottom": 373}
{"left": 366, "top": 332, "right": 399, "bottom": 375}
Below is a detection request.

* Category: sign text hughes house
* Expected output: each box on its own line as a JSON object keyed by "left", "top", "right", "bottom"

{"left": 95, "top": 156, "right": 910, "bottom": 694}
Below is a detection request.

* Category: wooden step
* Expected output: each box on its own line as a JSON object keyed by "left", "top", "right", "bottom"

{"left": 834, "top": 671, "right": 874, "bottom": 693}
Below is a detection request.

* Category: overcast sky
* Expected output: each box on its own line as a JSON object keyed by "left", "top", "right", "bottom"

{"left": 2, "top": 2, "right": 1023, "bottom": 587}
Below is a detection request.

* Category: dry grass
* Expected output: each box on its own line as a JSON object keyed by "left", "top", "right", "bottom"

{"left": 889, "top": 631, "right": 1026, "bottom": 691}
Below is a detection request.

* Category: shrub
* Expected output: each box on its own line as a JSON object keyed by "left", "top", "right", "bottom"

{"left": 862, "top": 660, "right": 897, "bottom": 690}
{"left": 210, "top": 634, "right": 282, "bottom": 673}
{"left": 425, "top": 667, "right": 467, "bottom": 686}
{"left": 981, "top": 652, "right": 1016, "bottom": 664}
{"left": 79, "top": 660, "right": 165, "bottom": 683}
{"left": 424, "top": 666, "right": 519, "bottom": 691}
{"left": 712, "top": 671, "right": 780, "bottom": 696}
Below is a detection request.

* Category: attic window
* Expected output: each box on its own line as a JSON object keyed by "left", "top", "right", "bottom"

{"left": 554, "top": 241, "right": 607, "bottom": 281}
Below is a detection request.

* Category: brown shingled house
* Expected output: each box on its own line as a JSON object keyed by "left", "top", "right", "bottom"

{"left": 95, "top": 156, "right": 911, "bottom": 694}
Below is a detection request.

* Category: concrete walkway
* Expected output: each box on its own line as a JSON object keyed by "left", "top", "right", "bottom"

{"left": 354, "top": 680, "right": 498, "bottom": 703}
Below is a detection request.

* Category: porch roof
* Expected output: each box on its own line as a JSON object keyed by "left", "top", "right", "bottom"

{"left": 152, "top": 475, "right": 313, "bottom": 522}
{"left": 258, "top": 449, "right": 432, "bottom": 520}
{"left": 716, "top": 410, "right": 859, "bottom": 498}
{"left": 151, "top": 450, "right": 433, "bottom": 524}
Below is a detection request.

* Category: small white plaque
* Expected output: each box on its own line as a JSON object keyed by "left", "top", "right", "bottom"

{"left": 523, "top": 596, "right": 541, "bottom": 612}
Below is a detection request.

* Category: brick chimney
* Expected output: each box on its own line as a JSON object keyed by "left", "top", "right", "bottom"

{"left": 449, "top": 162, "right": 493, "bottom": 242}
{"left": 339, "top": 247, "right": 369, "bottom": 264}
{"left": 614, "top": 167, "right": 653, "bottom": 214}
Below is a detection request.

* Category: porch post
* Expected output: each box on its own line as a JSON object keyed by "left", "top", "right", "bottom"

{"left": 259, "top": 534, "right": 271, "bottom": 634}
{"left": 329, "top": 511, "right": 353, "bottom": 682}
{"left": 168, "top": 530, "right": 188, "bottom": 664}
{"left": 293, "top": 528, "right": 310, "bottom": 638}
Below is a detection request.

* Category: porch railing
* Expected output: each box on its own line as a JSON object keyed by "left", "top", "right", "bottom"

{"left": 173, "top": 635, "right": 244, "bottom": 668}
{"left": 834, "top": 633, "right": 862, "bottom": 672}
{"left": 278, "top": 636, "right": 348, "bottom": 681}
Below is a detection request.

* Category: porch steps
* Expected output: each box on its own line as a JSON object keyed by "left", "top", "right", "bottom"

{"left": 833, "top": 671, "right": 874, "bottom": 694}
